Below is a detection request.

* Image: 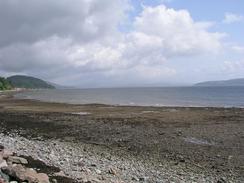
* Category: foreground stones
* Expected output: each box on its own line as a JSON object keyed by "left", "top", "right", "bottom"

{"left": 1, "top": 132, "right": 242, "bottom": 183}
{"left": 0, "top": 145, "right": 49, "bottom": 183}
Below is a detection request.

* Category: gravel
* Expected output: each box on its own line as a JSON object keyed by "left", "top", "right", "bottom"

{"left": 0, "top": 132, "right": 237, "bottom": 183}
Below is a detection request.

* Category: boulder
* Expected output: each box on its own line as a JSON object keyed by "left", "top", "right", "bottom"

{"left": 0, "top": 160, "right": 8, "bottom": 169}
{"left": 0, "top": 169, "right": 10, "bottom": 183}
{"left": 35, "top": 173, "right": 49, "bottom": 183}
{"left": 3, "top": 150, "right": 13, "bottom": 160}
{"left": 8, "top": 156, "right": 28, "bottom": 165}
{"left": 2, "top": 164, "right": 50, "bottom": 183}
{"left": 2, "top": 164, "right": 26, "bottom": 181}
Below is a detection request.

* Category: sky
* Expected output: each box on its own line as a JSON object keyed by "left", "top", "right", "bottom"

{"left": 0, "top": 0, "right": 244, "bottom": 87}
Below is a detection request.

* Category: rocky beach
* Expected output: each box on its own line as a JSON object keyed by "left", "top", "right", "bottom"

{"left": 0, "top": 92, "right": 244, "bottom": 183}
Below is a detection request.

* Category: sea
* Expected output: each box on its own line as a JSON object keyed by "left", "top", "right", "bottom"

{"left": 15, "top": 87, "right": 244, "bottom": 108}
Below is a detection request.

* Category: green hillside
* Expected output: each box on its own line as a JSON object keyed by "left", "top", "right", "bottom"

{"left": 0, "top": 77, "right": 12, "bottom": 90}
{"left": 7, "top": 75, "right": 55, "bottom": 89}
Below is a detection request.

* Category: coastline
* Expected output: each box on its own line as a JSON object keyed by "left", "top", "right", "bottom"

{"left": 12, "top": 87, "right": 244, "bottom": 109}
{"left": 0, "top": 93, "right": 244, "bottom": 182}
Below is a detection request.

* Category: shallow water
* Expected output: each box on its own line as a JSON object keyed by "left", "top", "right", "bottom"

{"left": 15, "top": 86, "right": 244, "bottom": 107}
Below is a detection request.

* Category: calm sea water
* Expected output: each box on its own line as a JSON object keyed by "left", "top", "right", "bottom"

{"left": 15, "top": 87, "right": 244, "bottom": 108}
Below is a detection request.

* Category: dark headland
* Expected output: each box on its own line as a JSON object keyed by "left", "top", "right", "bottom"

{"left": 195, "top": 78, "right": 244, "bottom": 87}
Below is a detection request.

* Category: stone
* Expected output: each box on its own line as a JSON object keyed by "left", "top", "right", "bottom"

{"left": 0, "top": 160, "right": 8, "bottom": 168}
{"left": 2, "top": 164, "right": 26, "bottom": 181}
{"left": 35, "top": 173, "right": 50, "bottom": 183}
{"left": 8, "top": 156, "right": 28, "bottom": 165}
{"left": 132, "top": 176, "right": 139, "bottom": 181}
{"left": 52, "top": 179, "right": 58, "bottom": 183}
{"left": 0, "top": 145, "right": 4, "bottom": 163}
{"left": 53, "top": 171, "right": 66, "bottom": 177}
{"left": 108, "top": 168, "right": 116, "bottom": 175}
{"left": 90, "top": 163, "right": 97, "bottom": 167}
{"left": 2, "top": 164, "right": 50, "bottom": 183}
{"left": 0, "top": 145, "right": 4, "bottom": 152}
{"left": 95, "top": 169, "right": 102, "bottom": 174}
{"left": 139, "top": 177, "right": 147, "bottom": 181}
{"left": 3, "top": 150, "right": 13, "bottom": 159}
{"left": 0, "top": 169, "right": 10, "bottom": 183}
{"left": 217, "top": 177, "right": 227, "bottom": 183}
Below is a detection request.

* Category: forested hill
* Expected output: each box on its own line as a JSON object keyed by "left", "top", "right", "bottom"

{"left": 0, "top": 77, "right": 12, "bottom": 90}
{"left": 6, "top": 75, "right": 55, "bottom": 89}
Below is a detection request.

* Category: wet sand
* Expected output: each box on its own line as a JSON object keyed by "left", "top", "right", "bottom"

{"left": 0, "top": 92, "right": 244, "bottom": 182}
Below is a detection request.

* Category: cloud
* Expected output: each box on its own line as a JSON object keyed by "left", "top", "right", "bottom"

{"left": 0, "top": 0, "right": 129, "bottom": 47}
{"left": 223, "top": 13, "right": 244, "bottom": 24}
{"left": 231, "top": 45, "right": 244, "bottom": 53}
{"left": 222, "top": 60, "right": 244, "bottom": 74}
{"left": 0, "top": 2, "right": 225, "bottom": 86}
{"left": 133, "top": 5, "right": 224, "bottom": 56}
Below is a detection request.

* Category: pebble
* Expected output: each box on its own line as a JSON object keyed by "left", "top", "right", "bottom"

{"left": 0, "top": 132, "right": 242, "bottom": 183}
{"left": 95, "top": 169, "right": 102, "bottom": 174}
{"left": 108, "top": 168, "right": 116, "bottom": 175}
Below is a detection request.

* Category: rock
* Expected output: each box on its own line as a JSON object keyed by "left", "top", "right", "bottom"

{"left": 178, "top": 155, "right": 185, "bottom": 163}
{"left": 2, "top": 164, "right": 26, "bottom": 181}
{"left": 21, "top": 168, "right": 39, "bottom": 182}
{"left": 132, "top": 176, "right": 139, "bottom": 181}
{"left": 217, "top": 177, "right": 227, "bottom": 183}
{"left": 52, "top": 179, "right": 58, "bottom": 183}
{"left": 0, "top": 160, "right": 8, "bottom": 168}
{"left": 8, "top": 156, "right": 28, "bottom": 165}
{"left": 90, "top": 163, "right": 97, "bottom": 167}
{"left": 139, "top": 177, "right": 147, "bottom": 181}
{"left": 0, "top": 169, "right": 10, "bottom": 182}
{"left": 3, "top": 150, "right": 13, "bottom": 159}
{"left": 95, "top": 169, "right": 102, "bottom": 174}
{"left": 81, "top": 176, "right": 100, "bottom": 183}
{"left": 0, "top": 145, "right": 4, "bottom": 152}
{"left": 176, "top": 130, "right": 182, "bottom": 136}
{"left": 179, "top": 159, "right": 185, "bottom": 163}
{"left": 35, "top": 173, "right": 49, "bottom": 183}
{"left": 108, "top": 168, "right": 116, "bottom": 175}
{"left": 0, "top": 145, "right": 4, "bottom": 163}
{"left": 91, "top": 178, "right": 100, "bottom": 183}
{"left": 98, "top": 176, "right": 106, "bottom": 181}
{"left": 53, "top": 171, "right": 66, "bottom": 177}
{"left": 2, "top": 164, "right": 50, "bottom": 183}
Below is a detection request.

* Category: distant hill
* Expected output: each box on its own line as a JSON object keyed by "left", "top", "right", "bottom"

{"left": 195, "top": 78, "right": 244, "bottom": 87}
{"left": 0, "top": 77, "right": 12, "bottom": 90}
{"left": 7, "top": 75, "right": 55, "bottom": 89}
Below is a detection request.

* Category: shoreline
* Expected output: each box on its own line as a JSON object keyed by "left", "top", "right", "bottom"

{"left": 11, "top": 88, "right": 244, "bottom": 109}
{"left": 9, "top": 90, "right": 244, "bottom": 110}
{"left": 0, "top": 93, "right": 244, "bottom": 182}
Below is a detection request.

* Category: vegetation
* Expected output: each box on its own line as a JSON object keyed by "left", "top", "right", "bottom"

{"left": 0, "top": 77, "right": 12, "bottom": 90}
{"left": 7, "top": 75, "right": 55, "bottom": 89}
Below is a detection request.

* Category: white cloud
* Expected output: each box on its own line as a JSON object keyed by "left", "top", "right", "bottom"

{"left": 222, "top": 60, "right": 244, "bottom": 74}
{"left": 133, "top": 5, "right": 224, "bottom": 57}
{"left": 0, "top": 2, "right": 226, "bottom": 86}
{"left": 223, "top": 13, "right": 244, "bottom": 24}
{"left": 232, "top": 45, "right": 244, "bottom": 53}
